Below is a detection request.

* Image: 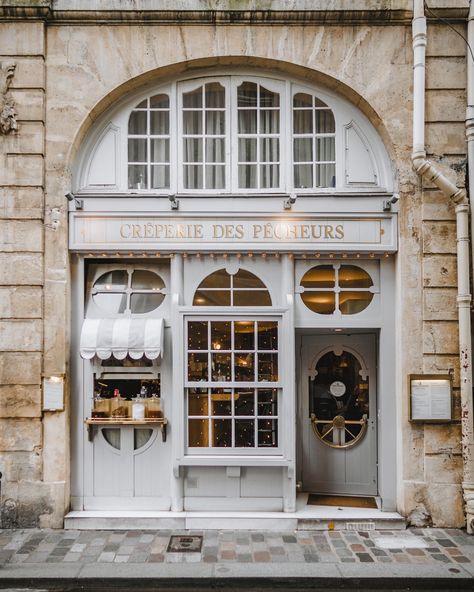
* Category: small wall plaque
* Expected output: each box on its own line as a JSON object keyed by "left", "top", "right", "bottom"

{"left": 42, "top": 376, "right": 65, "bottom": 411}
{"left": 409, "top": 374, "right": 452, "bottom": 423}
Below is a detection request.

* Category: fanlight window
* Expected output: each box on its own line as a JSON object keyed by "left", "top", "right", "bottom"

{"left": 300, "top": 265, "right": 373, "bottom": 315}
{"left": 92, "top": 269, "right": 166, "bottom": 314}
{"left": 193, "top": 268, "right": 272, "bottom": 306}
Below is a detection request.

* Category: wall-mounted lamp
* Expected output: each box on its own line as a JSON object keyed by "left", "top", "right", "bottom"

{"left": 169, "top": 195, "right": 179, "bottom": 210}
{"left": 283, "top": 193, "right": 297, "bottom": 210}
{"left": 383, "top": 194, "right": 399, "bottom": 212}
{"left": 65, "top": 192, "right": 84, "bottom": 210}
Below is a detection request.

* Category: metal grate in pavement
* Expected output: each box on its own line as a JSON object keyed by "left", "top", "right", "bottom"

{"left": 167, "top": 535, "right": 203, "bottom": 553}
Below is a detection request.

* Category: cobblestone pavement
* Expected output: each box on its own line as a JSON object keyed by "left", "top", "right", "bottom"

{"left": 0, "top": 528, "right": 473, "bottom": 567}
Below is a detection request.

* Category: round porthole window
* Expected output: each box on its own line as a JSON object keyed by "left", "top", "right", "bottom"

{"left": 300, "top": 265, "right": 374, "bottom": 315}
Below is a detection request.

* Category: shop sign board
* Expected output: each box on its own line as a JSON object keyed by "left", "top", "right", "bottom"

{"left": 69, "top": 213, "right": 397, "bottom": 252}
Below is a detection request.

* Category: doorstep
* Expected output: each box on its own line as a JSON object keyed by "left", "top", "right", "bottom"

{"left": 64, "top": 494, "right": 406, "bottom": 531}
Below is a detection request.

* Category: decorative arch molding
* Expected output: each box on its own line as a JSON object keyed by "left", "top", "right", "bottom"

{"left": 308, "top": 344, "right": 369, "bottom": 381}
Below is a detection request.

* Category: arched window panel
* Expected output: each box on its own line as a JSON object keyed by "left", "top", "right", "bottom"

{"left": 193, "top": 268, "right": 271, "bottom": 307}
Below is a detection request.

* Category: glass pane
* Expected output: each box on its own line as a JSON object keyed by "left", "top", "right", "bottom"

{"left": 212, "top": 419, "right": 232, "bottom": 447}
{"left": 128, "top": 165, "right": 147, "bottom": 189}
{"left": 135, "top": 99, "right": 147, "bottom": 109}
{"left": 183, "top": 86, "right": 202, "bottom": 108}
{"left": 188, "top": 352, "right": 208, "bottom": 381}
{"left": 211, "top": 353, "right": 232, "bottom": 381}
{"left": 205, "top": 165, "right": 225, "bottom": 189}
{"left": 132, "top": 270, "right": 165, "bottom": 290}
{"left": 234, "top": 321, "right": 254, "bottom": 350}
{"left": 193, "top": 290, "right": 231, "bottom": 306}
{"left": 130, "top": 293, "right": 164, "bottom": 313}
{"left": 260, "top": 110, "right": 279, "bottom": 134}
{"left": 301, "top": 291, "right": 336, "bottom": 314}
{"left": 206, "top": 110, "right": 225, "bottom": 134}
{"left": 188, "top": 392, "right": 208, "bottom": 415}
{"left": 150, "top": 94, "right": 169, "bottom": 109}
{"left": 235, "top": 419, "right": 255, "bottom": 447}
{"left": 102, "top": 428, "right": 121, "bottom": 449}
{"left": 234, "top": 353, "right": 255, "bottom": 381}
{"left": 293, "top": 93, "right": 313, "bottom": 108}
{"left": 314, "top": 97, "right": 329, "bottom": 108}
{"left": 183, "top": 110, "right": 202, "bottom": 135}
{"left": 238, "top": 110, "right": 257, "bottom": 134}
{"left": 128, "top": 111, "right": 147, "bottom": 135}
{"left": 234, "top": 290, "right": 272, "bottom": 306}
{"left": 260, "top": 137, "right": 279, "bottom": 162}
{"left": 300, "top": 265, "right": 335, "bottom": 289}
{"left": 205, "top": 82, "right": 225, "bottom": 108}
{"left": 234, "top": 389, "right": 254, "bottom": 416}
{"left": 237, "top": 82, "right": 258, "bottom": 107}
{"left": 316, "top": 137, "right": 335, "bottom": 162}
{"left": 188, "top": 321, "right": 208, "bottom": 350}
{"left": 150, "top": 111, "right": 169, "bottom": 135}
{"left": 151, "top": 139, "right": 169, "bottom": 162}
{"left": 151, "top": 165, "right": 170, "bottom": 189}
{"left": 183, "top": 138, "right": 203, "bottom": 163}
{"left": 211, "top": 321, "right": 231, "bottom": 351}
{"left": 339, "top": 265, "right": 373, "bottom": 289}
{"left": 184, "top": 165, "right": 203, "bottom": 189}
{"left": 315, "top": 109, "right": 335, "bottom": 133}
{"left": 258, "top": 419, "right": 278, "bottom": 447}
{"left": 257, "top": 389, "right": 278, "bottom": 416}
{"left": 294, "top": 164, "right": 313, "bottom": 189}
{"left": 233, "top": 269, "right": 266, "bottom": 289}
{"left": 128, "top": 138, "right": 147, "bottom": 162}
{"left": 238, "top": 164, "right": 257, "bottom": 188}
{"left": 188, "top": 418, "right": 209, "bottom": 447}
{"left": 238, "top": 138, "right": 257, "bottom": 162}
{"left": 134, "top": 429, "right": 153, "bottom": 450}
{"left": 93, "top": 293, "right": 127, "bottom": 314}
{"left": 198, "top": 269, "right": 230, "bottom": 289}
{"left": 339, "top": 291, "right": 374, "bottom": 315}
{"left": 260, "top": 164, "right": 279, "bottom": 189}
{"left": 260, "top": 86, "right": 279, "bottom": 107}
{"left": 206, "top": 138, "right": 225, "bottom": 163}
{"left": 257, "top": 321, "right": 278, "bottom": 350}
{"left": 315, "top": 164, "right": 336, "bottom": 187}
{"left": 258, "top": 353, "right": 278, "bottom": 382}
{"left": 211, "top": 389, "right": 232, "bottom": 415}
{"left": 293, "top": 138, "right": 312, "bottom": 162}
{"left": 293, "top": 110, "right": 312, "bottom": 134}
{"left": 94, "top": 270, "right": 128, "bottom": 291}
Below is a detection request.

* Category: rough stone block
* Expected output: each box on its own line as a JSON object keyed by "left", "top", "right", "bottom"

{"left": 0, "top": 352, "right": 41, "bottom": 385}
{"left": 0, "top": 220, "right": 43, "bottom": 253}
{"left": 0, "top": 450, "right": 42, "bottom": 482}
{"left": 1, "top": 122, "right": 44, "bottom": 154}
{"left": 0, "top": 155, "right": 44, "bottom": 186}
{"left": 8, "top": 57, "right": 45, "bottom": 89}
{"left": 10, "top": 89, "right": 45, "bottom": 122}
{"left": 0, "top": 320, "right": 42, "bottom": 351}
{"left": 0, "top": 419, "right": 41, "bottom": 451}
{"left": 423, "top": 288, "right": 457, "bottom": 321}
{"left": 43, "top": 413, "right": 68, "bottom": 483}
{"left": 425, "top": 90, "right": 466, "bottom": 123}
{"left": 423, "top": 255, "right": 457, "bottom": 287}
{"left": 424, "top": 424, "right": 462, "bottom": 455}
{"left": 0, "top": 253, "right": 43, "bottom": 285}
{"left": 422, "top": 221, "right": 456, "bottom": 254}
{"left": 1, "top": 480, "right": 66, "bottom": 529}
{"left": 426, "top": 57, "right": 465, "bottom": 90}
{"left": 0, "top": 22, "right": 45, "bottom": 55}
{"left": 423, "top": 321, "right": 459, "bottom": 355}
{"left": 426, "top": 483, "right": 465, "bottom": 528}
{"left": 425, "top": 454, "right": 463, "bottom": 484}
{"left": 43, "top": 279, "right": 68, "bottom": 375}
{"left": 403, "top": 424, "right": 425, "bottom": 481}
{"left": 423, "top": 354, "right": 460, "bottom": 387}
{"left": 427, "top": 24, "right": 468, "bottom": 57}
{"left": 0, "top": 187, "right": 44, "bottom": 219}
{"left": 0, "top": 385, "right": 41, "bottom": 418}
{"left": 0, "top": 286, "right": 43, "bottom": 318}
{"left": 422, "top": 189, "right": 456, "bottom": 221}
{"left": 425, "top": 123, "right": 467, "bottom": 155}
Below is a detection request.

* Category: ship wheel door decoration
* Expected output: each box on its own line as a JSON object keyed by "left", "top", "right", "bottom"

{"left": 309, "top": 346, "right": 369, "bottom": 449}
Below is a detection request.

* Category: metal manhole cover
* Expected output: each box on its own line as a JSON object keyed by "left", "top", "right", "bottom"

{"left": 167, "top": 535, "right": 203, "bottom": 553}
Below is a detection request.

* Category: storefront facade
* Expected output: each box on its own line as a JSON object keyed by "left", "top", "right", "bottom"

{"left": 0, "top": 1, "right": 472, "bottom": 530}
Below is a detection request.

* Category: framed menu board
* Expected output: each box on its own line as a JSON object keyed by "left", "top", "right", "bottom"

{"left": 409, "top": 374, "right": 452, "bottom": 423}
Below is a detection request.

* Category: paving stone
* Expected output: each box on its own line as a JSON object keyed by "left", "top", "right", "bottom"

{"left": 148, "top": 553, "right": 164, "bottom": 562}
{"left": 98, "top": 552, "right": 116, "bottom": 562}
{"left": 436, "top": 538, "right": 455, "bottom": 547}
{"left": 356, "top": 553, "right": 374, "bottom": 562}
{"left": 304, "top": 553, "right": 319, "bottom": 562}
{"left": 432, "top": 553, "right": 450, "bottom": 562}
{"left": 114, "top": 555, "right": 130, "bottom": 563}
{"left": 254, "top": 551, "right": 271, "bottom": 562}
{"left": 251, "top": 533, "right": 265, "bottom": 543}
{"left": 453, "top": 556, "right": 471, "bottom": 563}
{"left": 237, "top": 553, "right": 253, "bottom": 562}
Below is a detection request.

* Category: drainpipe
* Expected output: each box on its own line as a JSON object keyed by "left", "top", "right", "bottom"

{"left": 412, "top": 0, "right": 474, "bottom": 532}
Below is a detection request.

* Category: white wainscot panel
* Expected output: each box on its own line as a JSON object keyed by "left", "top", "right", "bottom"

{"left": 184, "top": 466, "right": 228, "bottom": 497}
{"left": 344, "top": 121, "right": 378, "bottom": 186}
{"left": 240, "top": 467, "right": 283, "bottom": 497}
{"left": 86, "top": 124, "right": 119, "bottom": 188}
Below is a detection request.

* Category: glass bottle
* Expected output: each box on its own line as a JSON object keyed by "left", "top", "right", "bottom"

{"left": 146, "top": 394, "right": 162, "bottom": 419}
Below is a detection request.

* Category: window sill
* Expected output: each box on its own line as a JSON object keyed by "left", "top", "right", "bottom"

{"left": 178, "top": 455, "right": 290, "bottom": 467}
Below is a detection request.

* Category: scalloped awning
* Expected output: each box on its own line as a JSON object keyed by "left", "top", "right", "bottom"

{"left": 79, "top": 318, "right": 164, "bottom": 360}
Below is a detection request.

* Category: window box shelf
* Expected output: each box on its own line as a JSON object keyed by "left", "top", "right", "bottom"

{"left": 85, "top": 418, "right": 168, "bottom": 442}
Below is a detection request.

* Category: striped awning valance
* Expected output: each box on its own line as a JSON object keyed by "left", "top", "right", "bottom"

{"left": 79, "top": 318, "right": 164, "bottom": 360}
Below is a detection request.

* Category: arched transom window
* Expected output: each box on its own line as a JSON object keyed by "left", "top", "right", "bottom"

{"left": 193, "top": 268, "right": 272, "bottom": 306}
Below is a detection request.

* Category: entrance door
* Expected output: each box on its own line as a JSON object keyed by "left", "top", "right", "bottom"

{"left": 299, "top": 334, "right": 377, "bottom": 495}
